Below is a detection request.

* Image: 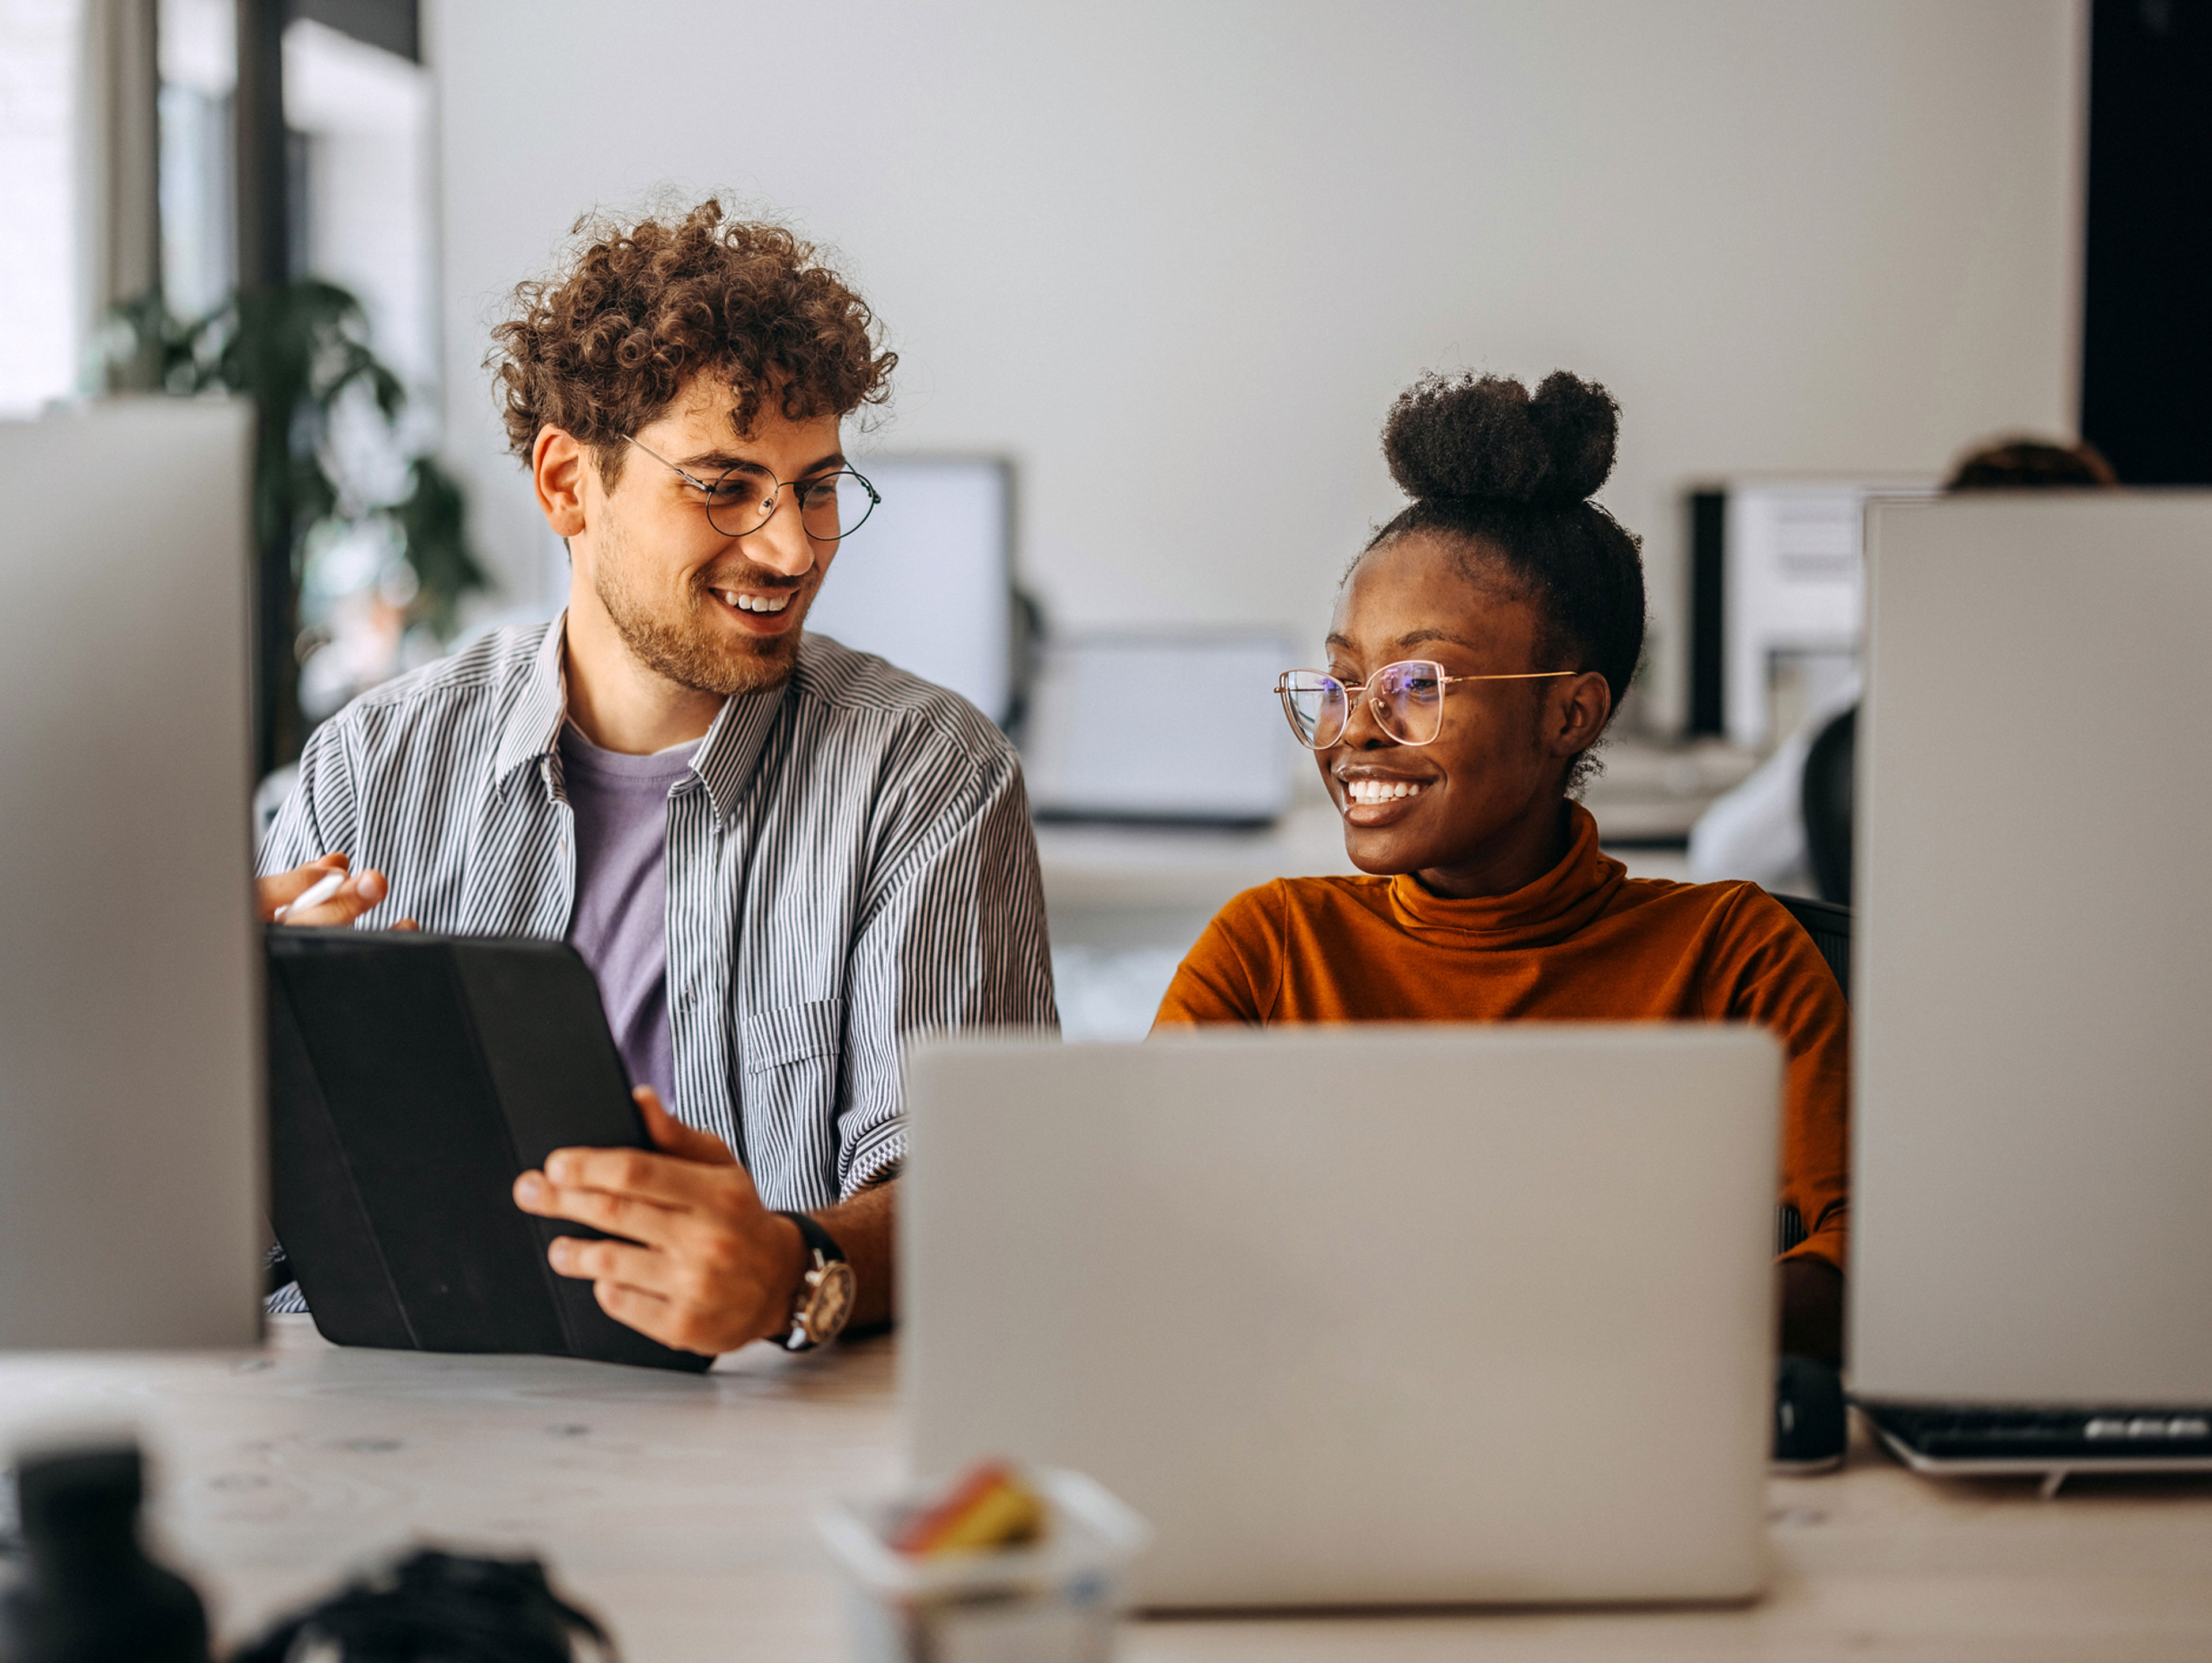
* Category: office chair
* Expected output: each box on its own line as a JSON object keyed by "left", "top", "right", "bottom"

{"left": 1801, "top": 705, "right": 1855, "bottom": 906}
{"left": 1770, "top": 888, "right": 1850, "bottom": 1258}
{"left": 1772, "top": 892, "right": 1850, "bottom": 1006}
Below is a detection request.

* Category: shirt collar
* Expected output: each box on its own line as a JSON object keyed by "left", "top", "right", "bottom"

{"left": 492, "top": 618, "right": 570, "bottom": 782}
{"left": 492, "top": 613, "right": 790, "bottom": 825}
{"left": 689, "top": 672, "right": 789, "bottom": 825}
{"left": 1384, "top": 802, "right": 1627, "bottom": 950}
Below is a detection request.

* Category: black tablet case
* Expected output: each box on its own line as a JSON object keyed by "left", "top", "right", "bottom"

{"left": 265, "top": 927, "right": 713, "bottom": 1373}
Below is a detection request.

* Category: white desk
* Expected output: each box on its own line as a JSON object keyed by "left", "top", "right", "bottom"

{"left": 7, "top": 1321, "right": 2212, "bottom": 1660}
{"left": 1031, "top": 737, "right": 1740, "bottom": 923}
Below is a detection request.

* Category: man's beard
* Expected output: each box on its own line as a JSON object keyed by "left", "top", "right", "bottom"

{"left": 593, "top": 512, "right": 804, "bottom": 698}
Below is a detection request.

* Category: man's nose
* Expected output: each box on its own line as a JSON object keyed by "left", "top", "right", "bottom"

{"left": 747, "top": 495, "right": 816, "bottom": 578}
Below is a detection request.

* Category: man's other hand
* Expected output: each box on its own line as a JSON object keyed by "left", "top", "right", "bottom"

{"left": 511, "top": 1086, "right": 809, "bottom": 1358}
{"left": 256, "top": 854, "right": 416, "bottom": 929}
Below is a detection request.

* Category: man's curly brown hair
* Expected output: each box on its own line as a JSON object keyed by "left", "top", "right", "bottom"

{"left": 487, "top": 198, "right": 896, "bottom": 486}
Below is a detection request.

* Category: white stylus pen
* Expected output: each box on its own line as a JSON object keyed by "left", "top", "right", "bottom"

{"left": 272, "top": 868, "right": 349, "bottom": 921}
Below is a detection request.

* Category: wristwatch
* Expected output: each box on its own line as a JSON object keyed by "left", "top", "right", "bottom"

{"left": 775, "top": 1211, "right": 857, "bottom": 1352}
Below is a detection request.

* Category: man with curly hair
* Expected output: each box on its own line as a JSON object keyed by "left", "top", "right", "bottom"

{"left": 255, "top": 201, "right": 1056, "bottom": 1358}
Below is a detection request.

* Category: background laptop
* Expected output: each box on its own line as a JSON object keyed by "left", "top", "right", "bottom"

{"left": 1851, "top": 493, "right": 2212, "bottom": 1484}
{"left": 1019, "top": 632, "right": 1298, "bottom": 826}
{"left": 903, "top": 1025, "right": 1780, "bottom": 1608}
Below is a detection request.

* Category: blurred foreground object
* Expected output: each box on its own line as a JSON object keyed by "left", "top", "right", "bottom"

{"left": 887, "top": 1461, "right": 1046, "bottom": 1557}
{"left": 0, "top": 1442, "right": 209, "bottom": 1663}
{"left": 819, "top": 1468, "right": 1147, "bottom": 1663}
{"left": 0, "top": 402, "right": 264, "bottom": 1347}
{"left": 1850, "top": 492, "right": 2212, "bottom": 1468}
{"left": 230, "top": 1549, "right": 615, "bottom": 1663}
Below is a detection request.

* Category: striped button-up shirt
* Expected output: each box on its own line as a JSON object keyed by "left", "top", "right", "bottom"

{"left": 259, "top": 618, "right": 1057, "bottom": 1211}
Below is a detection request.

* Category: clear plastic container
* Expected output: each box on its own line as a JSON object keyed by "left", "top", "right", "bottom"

{"left": 815, "top": 1468, "right": 1152, "bottom": 1663}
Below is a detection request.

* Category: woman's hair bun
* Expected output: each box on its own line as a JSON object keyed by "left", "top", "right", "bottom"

{"left": 1381, "top": 369, "right": 1619, "bottom": 506}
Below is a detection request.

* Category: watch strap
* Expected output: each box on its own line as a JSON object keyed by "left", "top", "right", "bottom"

{"left": 777, "top": 1210, "right": 846, "bottom": 1265}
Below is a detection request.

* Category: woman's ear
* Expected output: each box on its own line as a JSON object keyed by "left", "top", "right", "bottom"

{"left": 533, "top": 426, "right": 589, "bottom": 539}
{"left": 1546, "top": 672, "right": 1613, "bottom": 759}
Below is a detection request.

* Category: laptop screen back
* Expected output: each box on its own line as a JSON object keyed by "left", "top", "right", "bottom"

{"left": 904, "top": 1025, "right": 1779, "bottom": 1607}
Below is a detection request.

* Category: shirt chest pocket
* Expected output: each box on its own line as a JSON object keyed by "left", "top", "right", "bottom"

{"left": 742, "top": 997, "right": 844, "bottom": 1071}
{"left": 738, "top": 998, "right": 845, "bottom": 1200}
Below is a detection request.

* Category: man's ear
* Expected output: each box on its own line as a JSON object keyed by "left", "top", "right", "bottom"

{"left": 533, "top": 427, "right": 589, "bottom": 539}
{"left": 1547, "top": 672, "right": 1613, "bottom": 758}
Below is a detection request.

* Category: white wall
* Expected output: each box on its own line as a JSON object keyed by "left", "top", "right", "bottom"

{"left": 286, "top": 19, "right": 438, "bottom": 395}
{"left": 428, "top": 0, "right": 2080, "bottom": 731}
{"left": 1, "top": 0, "right": 85, "bottom": 413}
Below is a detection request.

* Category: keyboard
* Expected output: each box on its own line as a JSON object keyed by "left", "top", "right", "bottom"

{"left": 1861, "top": 1400, "right": 2212, "bottom": 1464}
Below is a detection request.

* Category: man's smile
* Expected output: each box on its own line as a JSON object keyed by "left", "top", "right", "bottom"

{"left": 706, "top": 580, "right": 806, "bottom": 633}
{"left": 716, "top": 587, "right": 794, "bottom": 614}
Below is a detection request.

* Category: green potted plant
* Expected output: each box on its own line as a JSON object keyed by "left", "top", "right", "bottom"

{"left": 108, "top": 280, "right": 489, "bottom": 769}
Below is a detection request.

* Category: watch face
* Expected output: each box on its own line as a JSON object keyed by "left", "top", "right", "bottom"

{"left": 802, "top": 1259, "right": 858, "bottom": 1345}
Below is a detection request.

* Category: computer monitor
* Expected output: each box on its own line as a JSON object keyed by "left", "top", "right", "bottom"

{"left": 1851, "top": 492, "right": 2212, "bottom": 1404}
{"left": 0, "top": 399, "right": 264, "bottom": 1348}
{"left": 1696, "top": 477, "right": 1937, "bottom": 747}
{"left": 805, "top": 455, "right": 1014, "bottom": 725}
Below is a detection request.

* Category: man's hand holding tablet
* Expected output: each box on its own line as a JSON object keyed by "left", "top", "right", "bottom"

{"left": 512, "top": 1086, "right": 819, "bottom": 1356}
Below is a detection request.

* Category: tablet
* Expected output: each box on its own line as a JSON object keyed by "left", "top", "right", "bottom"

{"left": 265, "top": 926, "right": 713, "bottom": 1373}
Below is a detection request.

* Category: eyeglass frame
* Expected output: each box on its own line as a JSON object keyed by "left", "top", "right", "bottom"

{"left": 622, "top": 434, "right": 882, "bottom": 542}
{"left": 1275, "top": 660, "right": 1579, "bottom": 751}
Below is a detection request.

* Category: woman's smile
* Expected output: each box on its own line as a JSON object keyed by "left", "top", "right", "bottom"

{"left": 1335, "top": 766, "right": 1438, "bottom": 825}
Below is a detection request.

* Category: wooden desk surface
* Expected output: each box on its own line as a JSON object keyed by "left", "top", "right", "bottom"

{"left": 5, "top": 1319, "right": 2212, "bottom": 1661}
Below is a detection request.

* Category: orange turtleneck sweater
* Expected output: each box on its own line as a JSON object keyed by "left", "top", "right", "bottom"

{"left": 1153, "top": 804, "right": 1850, "bottom": 1275}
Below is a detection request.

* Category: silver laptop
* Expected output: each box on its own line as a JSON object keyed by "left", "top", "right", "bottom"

{"left": 902, "top": 1025, "right": 1780, "bottom": 1608}
{"left": 1851, "top": 493, "right": 2212, "bottom": 1486}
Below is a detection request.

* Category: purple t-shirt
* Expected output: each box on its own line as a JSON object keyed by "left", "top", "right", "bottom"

{"left": 558, "top": 723, "right": 699, "bottom": 1102}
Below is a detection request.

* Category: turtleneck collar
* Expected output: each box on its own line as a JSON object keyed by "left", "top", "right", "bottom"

{"left": 1385, "top": 802, "right": 1626, "bottom": 950}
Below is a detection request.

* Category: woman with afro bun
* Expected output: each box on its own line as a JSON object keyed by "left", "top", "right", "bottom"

{"left": 1155, "top": 370, "right": 1851, "bottom": 1363}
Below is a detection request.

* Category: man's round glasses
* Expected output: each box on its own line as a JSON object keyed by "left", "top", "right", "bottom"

{"left": 624, "top": 436, "right": 881, "bottom": 542}
{"left": 1276, "top": 661, "right": 1577, "bottom": 751}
